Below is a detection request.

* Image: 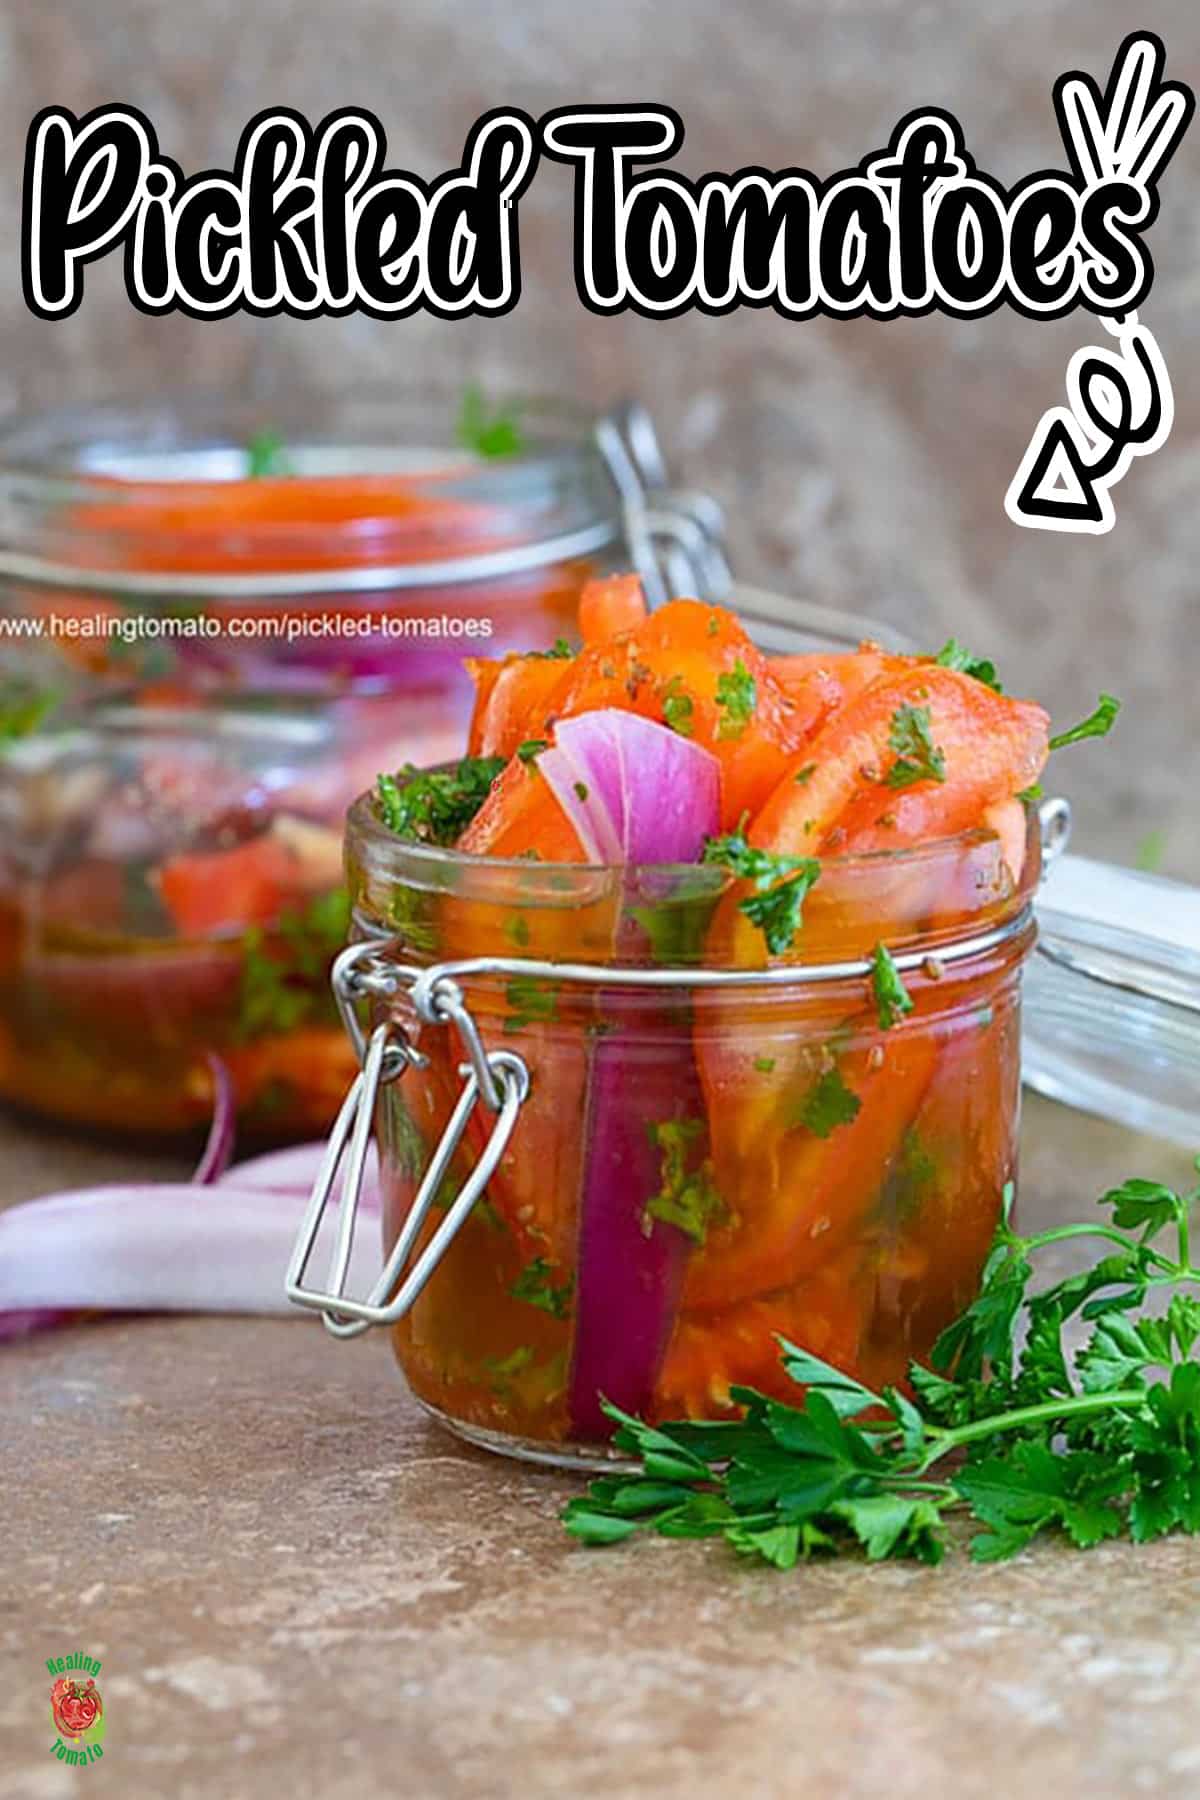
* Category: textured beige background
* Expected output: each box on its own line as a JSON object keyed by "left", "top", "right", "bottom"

{"left": 1, "top": 0, "right": 1198, "bottom": 875}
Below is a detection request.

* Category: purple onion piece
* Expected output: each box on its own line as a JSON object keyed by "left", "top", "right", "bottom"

{"left": 567, "top": 1007, "right": 701, "bottom": 1436}
{"left": 556, "top": 711, "right": 721, "bottom": 1438}
{"left": 191, "top": 1054, "right": 236, "bottom": 1185}
{"left": 0, "top": 1178, "right": 381, "bottom": 1332}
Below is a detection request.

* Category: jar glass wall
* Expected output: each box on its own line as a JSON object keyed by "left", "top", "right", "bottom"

{"left": 344, "top": 789, "right": 1040, "bottom": 1467}
{"left": 0, "top": 391, "right": 721, "bottom": 1141}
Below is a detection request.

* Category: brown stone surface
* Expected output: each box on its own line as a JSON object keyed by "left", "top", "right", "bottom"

{"left": 3, "top": 1095, "right": 1199, "bottom": 1799}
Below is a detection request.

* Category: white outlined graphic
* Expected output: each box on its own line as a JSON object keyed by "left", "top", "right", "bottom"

{"left": 1004, "top": 34, "right": 1189, "bottom": 532}
{"left": 15, "top": 36, "right": 1195, "bottom": 536}
{"left": 1005, "top": 313, "right": 1172, "bottom": 534}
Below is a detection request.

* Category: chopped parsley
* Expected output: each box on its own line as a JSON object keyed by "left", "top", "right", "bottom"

{"left": 510, "top": 1257, "right": 574, "bottom": 1321}
{"left": 0, "top": 678, "right": 59, "bottom": 742}
{"left": 886, "top": 703, "right": 947, "bottom": 789}
{"left": 661, "top": 676, "right": 695, "bottom": 737}
{"left": 871, "top": 943, "right": 914, "bottom": 1030}
{"left": 935, "top": 638, "right": 1003, "bottom": 691}
{"left": 754, "top": 1056, "right": 776, "bottom": 1073}
{"left": 702, "top": 831, "right": 821, "bottom": 955}
{"left": 245, "top": 429, "right": 290, "bottom": 477}
{"left": 795, "top": 1066, "right": 862, "bottom": 1138}
{"left": 1016, "top": 783, "right": 1044, "bottom": 806}
{"left": 715, "top": 659, "right": 757, "bottom": 740}
{"left": 236, "top": 888, "right": 350, "bottom": 1041}
{"left": 526, "top": 638, "right": 574, "bottom": 661}
{"left": 504, "top": 976, "right": 557, "bottom": 1033}
{"left": 644, "top": 1120, "right": 726, "bottom": 1246}
{"left": 456, "top": 384, "right": 524, "bottom": 459}
{"left": 504, "top": 913, "right": 531, "bottom": 949}
{"left": 376, "top": 757, "right": 506, "bottom": 845}
{"left": 794, "top": 763, "right": 817, "bottom": 786}
{"left": 1049, "top": 693, "right": 1121, "bottom": 752}
{"left": 516, "top": 738, "right": 548, "bottom": 765}
{"left": 573, "top": 780, "right": 589, "bottom": 802}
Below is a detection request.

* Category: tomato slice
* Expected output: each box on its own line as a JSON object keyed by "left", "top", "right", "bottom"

{"left": 748, "top": 664, "right": 1048, "bottom": 859}
{"left": 456, "top": 756, "right": 587, "bottom": 861}
{"left": 769, "top": 646, "right": 907, "bottom": 737}
{"left": 464, "top": 653, "right": 576, "bottom": 760}
{"left": 514, "top": 601, "right": 808, "bottom": 826}
{"left": 687, "top": 1019, "right": 939, "bottom": 1312}
{"left": 157, "top": 832, "right": 303, "bottom": 937}
{"left": 577, "top": 573, "right": 647, "bottom": 642}
{"left": 655, "top": 1247, "right": 873, "bottom": 1417}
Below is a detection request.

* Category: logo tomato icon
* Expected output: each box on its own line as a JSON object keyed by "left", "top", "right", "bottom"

{"left": 50, "top": 1675, "right": 104, "bottom": 1742}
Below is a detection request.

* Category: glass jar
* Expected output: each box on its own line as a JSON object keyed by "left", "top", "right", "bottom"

{"left": 287, "top": 783, "right": 1040, "bottom": 1469}
{"left": 0, "top": 694, "right": 413, "bottom": 1139}
{"left": 0, "top": 390, "right": 725, "bottom": 707}
{"left": 0, "top": 390, "right": 725, "bottom": 1141}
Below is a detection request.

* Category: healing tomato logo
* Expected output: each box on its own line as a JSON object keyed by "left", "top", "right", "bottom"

{"left": 50, "top": 1675, "right": 103, "bottom": 1741}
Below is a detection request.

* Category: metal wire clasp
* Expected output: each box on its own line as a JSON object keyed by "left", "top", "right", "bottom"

{"left": 284, "top": 944, "right": 530, "bottom": 1337}
{"left": 596, "top": 403, "right": 731, "bottom": 607}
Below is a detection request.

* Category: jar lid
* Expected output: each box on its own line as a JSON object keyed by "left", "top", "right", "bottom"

{"left": 0, "top": 394, "right": 728, "bottom": 606}
{"left": 1025, "top": 847, "right": 1200, "bottom": 1147}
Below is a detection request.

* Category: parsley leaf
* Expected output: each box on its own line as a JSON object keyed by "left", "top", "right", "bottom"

{"left": 644, "top": 1119, "right": 726, "bottom": 1245}
{"left": 715, "top": 659, "right": 757, "bottom": 740}
{"left": 457, "top": 384, "right": 524, "bottom": 459}
{"left": 661, "top": 676, "right": 695, "bottom": 737}
{"left": 794, "top": 1066, "right": 861, "bottom": 1139}
{"left": 376, "top": 757, "right": 506, "bottom": 845}
{"left": 702, "top": 832, "right": 821, "bottom": 955}
{"left": 1049, "top": 693, "right": 1121, "bottom": 751}
{"left": 510, "top": 1257, "right": 574, "bottom": 1321}
{"left": 934, "top": 638, "right": 1003, "bottom": 691}
{"left": 503, "top": 976, "right": 557, "bottom": 1033}
{"left": 236, "top": 888, "right": 350, "bottom": 1042}
{"left": 245, "top": 429, "right": 290, "bottom": 477}
{"left": 871, "top": 942, "right": 914, "bottom": 1030}
{"left": 886, "top": 703, "right": 946, "bottom": 789}
{"left": 0, "top": 677, "right": 59, "bottom": 742}
{"left": 527, "top": 638, "right": 574, "bottom": 661}
{"left": 562, "top": 1160, "right": 1200, "bottom": 1572}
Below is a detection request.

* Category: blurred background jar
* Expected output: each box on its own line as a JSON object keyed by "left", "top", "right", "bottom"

{"left": 0, "top": 388, "right": 727, "bottom": 1144}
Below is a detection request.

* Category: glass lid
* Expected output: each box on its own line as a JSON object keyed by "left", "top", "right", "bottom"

{"left": 1026, "top": 820, "right": 1200, "bottom": 1148}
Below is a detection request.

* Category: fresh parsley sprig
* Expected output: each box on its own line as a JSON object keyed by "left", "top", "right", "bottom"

{"left": 245, "top": 429, "right": 290, "bottom": 478}
{"left": 702, "top": 831, "right": 821, "bottom": 955}
{"left": 376, "top": 757, "right": 506, "bottom": 845}
{"left": 510, "top": 1257, "right": 574, "bottom": 1320}
{"left": 1049, "top": 693, "right": 1121, "bottom": 752}
{"left": 935, "top": 639, "right": 1003, "bottom": 692}
{"left": 715, "top": 659, "right": 757, "bottom": 741}
{"left": 564, "top": 1162, "right": 1200, "bottom": 1566}
{"left": 871, "top": 943, "right": 914, "bottom": 1030}
{"left": 886, "top": 702, "right": 946, "bottom": 789}
{"left": 457, "top": 385, "right": 524, "bottom": 459}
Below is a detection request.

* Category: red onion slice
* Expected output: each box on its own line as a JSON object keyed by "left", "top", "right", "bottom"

{"left": 0, "top": 1162, "right": 379, "bottom": 1331}
{"left": 191, "top": 1055, "right": 236, "bottom": 1185}
{"left": 554, "top": 710, "right": 721, "bottom": 1437}
{"left": 536, "top": 746, "right": 621, "bottom": 862}
{"left": 567, "top": 1019, "right": 702, "bottom": 1435}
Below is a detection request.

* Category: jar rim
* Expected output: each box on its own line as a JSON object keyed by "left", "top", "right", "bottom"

{"left": 0, "top": 386, "right": 623, "bottom": 600}
{"left": 345, "top": 785, "right": 1041, "bottom": 883}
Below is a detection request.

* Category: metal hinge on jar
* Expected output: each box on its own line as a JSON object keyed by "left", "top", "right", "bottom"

{"left": 596, "top": 403, "right": 731, "bottom": 608}
{"left": 285, "top": 943, "right": 530, "bottom": 1338}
